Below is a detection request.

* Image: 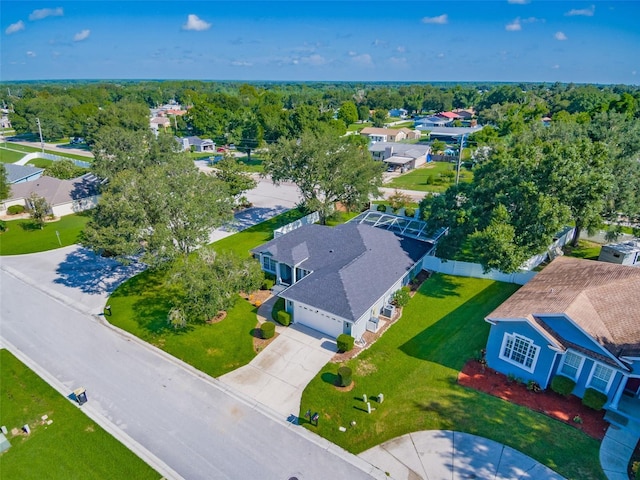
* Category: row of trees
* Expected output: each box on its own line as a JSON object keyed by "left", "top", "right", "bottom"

{"left": 424, "top": 116, "right": 640, "bottom": 273}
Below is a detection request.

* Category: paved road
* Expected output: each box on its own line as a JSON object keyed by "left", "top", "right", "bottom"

{"left": 0, "top": 267, "right": 382, "bottom": 480}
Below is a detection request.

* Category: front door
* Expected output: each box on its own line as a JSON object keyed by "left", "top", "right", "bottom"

{"left": 625, "top": 377, "right": 640, "bottom": 396}
{"left": 343, "top": 322, "right": 352, "bottom": 335}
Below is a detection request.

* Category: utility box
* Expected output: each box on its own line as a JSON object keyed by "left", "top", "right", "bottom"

{"left": 74, "top": 388, "right": 88, "bottom": 405}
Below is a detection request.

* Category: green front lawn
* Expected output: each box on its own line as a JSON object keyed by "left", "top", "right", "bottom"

{"left": 563, "top": 240, "right": 602, "bottom": 260}
{"left": 104, "top": 209, "right": 307, "bottom": 376}
{"left": 386, "top": 161, "right": 473, "bottom": 193}
{"left": 0, "top": 349, "right": 160, "bottom": 480}
{"left": 300, "top": 274, "right": 604, "bottom": 480}
{"left": 0, "top": 147, "right": 26, "bottom": 163}
{"left": 107, "top": 270, "right": 258, "bottom": 377}
{"left": 3, "top": 142, "right": 92, "bottom": 162}
{"left": 0, "top": 213, "right": 90, "bottom": 255}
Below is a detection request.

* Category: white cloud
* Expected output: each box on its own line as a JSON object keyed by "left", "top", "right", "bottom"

{"left": 6, "top": 20, "right": 25, "bottom": 35}
{"left": 632, "top": 70, "right": 637, "bottom": 76}
{"left": 552, "top": 64, "right": 560, "bottom": 69}
{"left": 389, "top": 56, "right": 407, "bottom": 67}
{"left": 29, "top": 7, "right": 64, "bottom": 21}
{"left": 422, "top": 14, "right": 448, "bottom": 25}
{"left": 301, "top": 54, "right": 327, "bottom": 66}
{"left": 396, "top": 45, "right": 406, "bottom": 53}
{"left": 182, "top": 14, "right": 211, "bottom": 31}
{"left": 348, "top": 51, "right": 357, "bottom": 57}
{"left": 231, "top": 60, "right": 252, "bottom": 67}
{"left": 522, "top": 17, "right": 544, "bottom": 24}
{"left": 554, "top": 31, "right": 568, "bottom": 41}
{"left": 437, "top": 53, "right": 445, "bottom": 58}
{"left": 26, "top": 51, "right": 36, "bottom": 57}
{"left": 507, "top": 0, "right": 529, "bottom": 4}
{"left": 371, "top": 39, "right": 387, "bottom": 47}
{"left": 73, "top": 29, "right": 90, "bottom": 41}
{"left": 565, "top": 5, "right": 595, "bottom": 16}
{"left": 351, "top": 53, "right": 373, "bottom": 66}
{"left": 505, "top": 18, "right": 522, "bottom": 31}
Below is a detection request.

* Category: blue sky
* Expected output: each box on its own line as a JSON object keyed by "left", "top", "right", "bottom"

{"left": 2, "top": 1, "right": 639, "bottom": 84}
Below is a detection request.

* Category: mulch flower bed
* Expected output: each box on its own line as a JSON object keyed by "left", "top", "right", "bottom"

{"left": 458, "top": 360, "right": 609, "bottom": 440}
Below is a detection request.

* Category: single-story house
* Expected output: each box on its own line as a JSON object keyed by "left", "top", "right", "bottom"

{"left": 369, "top": 142, "right": 430, "bottom": 171}
{"left": 177, "top": 136, "right": 215, "bottom": 153}
{"left": 251, "top": 223, "right": 434, "bottom": 339}
{"left": 389, "top": 108, "right": 408, "bottom": 118}
{"left": 453, "top": 109, "right": 475, "bottom": 120}
{"left": 437, "top": 111, "right": 462, "bottom": 121}
{"left": 485, "top": 256, "right": 640, "bottom": 426}
{"left": 1, "top": 173, "right": 101, "bottom": 217}
{"left": 414, "top": 116, "right": 451, "bottom": 129}
{"left": 425, "top": 126, "right": 484, "bottom": 143}
{"left": 4, "top": 163, "right": 44, "bottom": 184}
{"left": 150, "top": 117, "right": 171, "bottom": 133}
{"left": 598, "top": 240, "right": 640, "bottom": 266}
{"left": 360, "top": 127, "right": 420, "bottom": 143}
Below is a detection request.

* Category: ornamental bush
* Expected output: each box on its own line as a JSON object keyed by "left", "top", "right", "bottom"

{"left": 262, "top": 277, "right": 275, "bottom": 290}
{"left": 261, "top": 321, "right": 275, "bottom": 339}
{"left": 376, "top": 203, "right": 386, "bottom": 212}
{"left": 337, "top": 366, "right": 352, "bottom": 387}
{"left": 0, "top": 220, "right": 6, "bottom": 232}
{"left": 392, "top": 286, "right": 411, "bottom": 307}
{"left": 582, "top": 388, "right": 608, "bottom": 411}
{"left": 7, "top": 205, "right": 25, "bottom": 215}
{"left": 404, "top": 207, "right": 415, "bottom": 218}
{"left": 336, "top": 333, "right": 354, "bottom": 352}
{"left": 550, "top": 375, "right": 576, "bottom": 396}
{"left": 277, "top": 310, "right": 291, "bottom": 326}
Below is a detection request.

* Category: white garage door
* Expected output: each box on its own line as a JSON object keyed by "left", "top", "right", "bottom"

{"left": 293, "top": 303, "right": 343, "bottom": 338}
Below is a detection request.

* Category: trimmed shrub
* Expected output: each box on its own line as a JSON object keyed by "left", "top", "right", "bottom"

{"left": 7, "top": 205, "right": 25, "bottom": 215}
{"left": 0, "top": 220, "right": 6, "bottom": 232}
{"left": 550, "top": 375, "right": 576, "bottom": 396}
{"left": 336, "top": 333, "right": 354, "bottom": 353}
{"left": 582, "top": 388, "right": 607, "bottom": 411}
{"left": 337, "top": 366, "right": 352, "bottom": 387}
{"left": 404, "top": 207, "right": 415, "bottom": 218}
{"left": 276, "top": 309, "right": 291, "bottom": 326}
{"left": 261, "top": 277, "right": 275, "bottom": 290}
{"left": 376, "top": 204, "right": 386, "bottom": 212}
{"left": 392, "top": 286, "right": 411, "bottom": 307}
{"left": 261, "top": 321, "right": 275, "bottom": 339}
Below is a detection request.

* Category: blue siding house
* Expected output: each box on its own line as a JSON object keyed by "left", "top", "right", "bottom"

{"left": 485, "top": 256, "right": 640, "bottom": 432}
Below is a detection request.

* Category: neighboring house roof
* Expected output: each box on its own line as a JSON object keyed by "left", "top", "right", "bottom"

{"left": 252, "top": 223, "right": 433, "bottom": 322}
{"left": 369, "top": 142, "right": 430, "bottom": 159}
{"left": 184, "top": 136, "right": 214, "bottom": 146}
{"left": 602, "top": 240, "right": 640, "bottom": 256}
{"left": 416, "top": 116, "right": 449, "bottom": 124}
{"left": 4, "top": 163, "right": 44, "bottom": 184}
{"left": 427, "top": 126, "right": 484, "bottom": 137}
{"left": 7, "top": 174, "right": 100, "bottom": 206}
{"left": 438, "top": 111, "right": 462, "bottom": 119}
{"left": 150, "top": 117, "right": 171, "bottom": 125}
{"left": 487, "top": 256, "right": 640, "bottom": 358}
{"left": 360, "top": 127, "right": 402, "bottom": 136}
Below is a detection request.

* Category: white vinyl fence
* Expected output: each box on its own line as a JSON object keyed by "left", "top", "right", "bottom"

{"left": 16, "top": 152, "right": 91, "bottom": 168}
{"left": 273, "top": 211, "right": 320, "bottom": 238}
{"left": 422, "top": 257, "right": 537, "bottom": 285}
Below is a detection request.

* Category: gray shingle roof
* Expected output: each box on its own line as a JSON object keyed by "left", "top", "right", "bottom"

{"left": 252, "top": 223, "right": 433, "bottom": 321}
{"left": 4, "top": 163, "right": 44, "bottom": 184}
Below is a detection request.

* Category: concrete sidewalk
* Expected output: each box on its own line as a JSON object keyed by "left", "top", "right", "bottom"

{"left": 359, "top": 430, "right": 566, "bottom": 480}
{"left": 600, "top": 425, "right": 639, "bottom": 480}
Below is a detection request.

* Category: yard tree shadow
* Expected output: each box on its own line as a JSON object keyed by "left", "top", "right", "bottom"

{"left": 322, "top": 372, "right": 339, "bottom": 385}
{"left": 54, "top": 246, "right": 146, "bottom": 295}
{"left": 419, "top": 273, "right": 463, "bottom": 300}
{"left": 399, "top": 282, "right": 519, "bottom": 371}
{"left": 410, "top": 386, "right": 602, "bottom": 480}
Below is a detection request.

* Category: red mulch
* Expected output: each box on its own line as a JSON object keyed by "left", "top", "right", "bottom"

{"left": 458, "top": 360, "right": 609, "bottom": 440}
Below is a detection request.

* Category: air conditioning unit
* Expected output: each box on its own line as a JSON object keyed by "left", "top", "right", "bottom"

{"left": 382, "top": 304, "right": 395, "bottom": 317}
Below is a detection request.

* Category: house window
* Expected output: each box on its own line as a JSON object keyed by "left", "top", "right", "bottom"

{"left": 560, "top": 351, "right": 583, "bottom": 379}
{"left": 589, "top": 363, "right": 614, "bottom": 393}
{"left": 262, "top": 256, "right": 276, "bottom": 273}
{"left": 500, "top": 333, "right": 540, "bottom": 373}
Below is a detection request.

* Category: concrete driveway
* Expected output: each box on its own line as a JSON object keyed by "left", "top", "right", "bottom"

{"left": 359, "top": 430, "right": 565, "bottom": 480}
{"left": 220, "top": 320, "right": 336, "bottom": 420}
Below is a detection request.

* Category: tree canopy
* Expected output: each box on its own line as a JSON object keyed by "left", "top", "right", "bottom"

{"left": 264, "top": 131, "right": 384, "bottom": 224}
